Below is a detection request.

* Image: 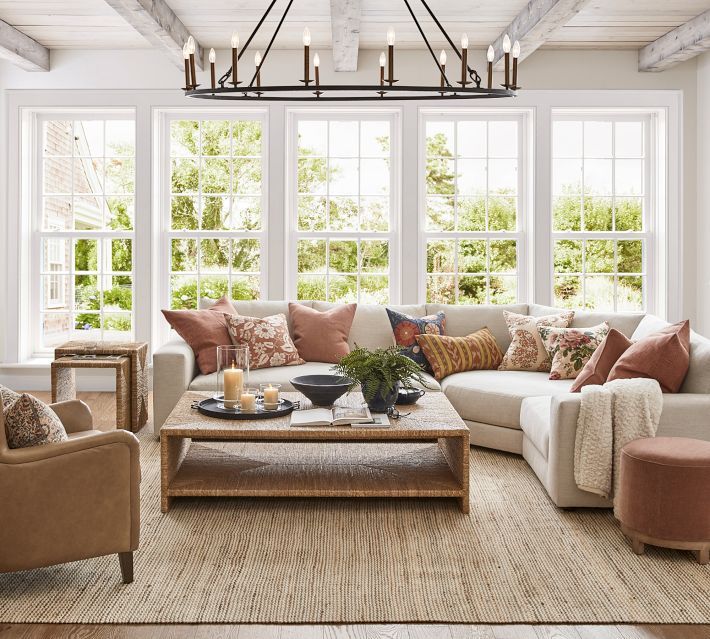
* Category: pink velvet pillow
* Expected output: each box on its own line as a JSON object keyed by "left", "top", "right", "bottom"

{"left": 161, "top": 295, "right": 237, "bottom": 375}
{"left": 570, "top": 328, "right": 633, "bottom": 392}
{"left": 607, "top": 320, "right": 691, "bottom": 393}
{"left": 289, "top": 303, "right": 357, "bottom": 363}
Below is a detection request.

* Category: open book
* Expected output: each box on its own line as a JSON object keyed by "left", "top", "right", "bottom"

{"left": 290, "top": 405, "right": 390, "bottom": 427}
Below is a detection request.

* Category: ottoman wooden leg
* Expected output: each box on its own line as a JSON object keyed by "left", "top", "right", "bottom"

{"left": 696, "top": 547, "right": 709, "bottom": 565}
{"left": 631, "top": 537, "right": 645, "bottom": 555}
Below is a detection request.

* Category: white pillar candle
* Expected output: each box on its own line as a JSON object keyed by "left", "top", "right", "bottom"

{"left": 240, "top": 391, "right": 256, "bottom": 412}
{"left": 263, "top": 384, "right": 279, "bottom": 408}
{"left": 223, "top": 366, "right": 243, "bottom": 409}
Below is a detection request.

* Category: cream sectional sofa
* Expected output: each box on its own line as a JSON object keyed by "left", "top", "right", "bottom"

{"left": 153, "top": 300, "right": 710, "bottom": 507}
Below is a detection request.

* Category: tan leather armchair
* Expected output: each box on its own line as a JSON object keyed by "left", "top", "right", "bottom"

{"left": 0, "top": 399, "right": 140, "bottom": 583}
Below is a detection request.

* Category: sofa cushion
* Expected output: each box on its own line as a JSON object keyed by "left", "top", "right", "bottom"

{"left": 425, "top": 303, "right": 528, "bottom": 352}
{"left": 538, "top": 322, "right": 610, "bottom": 380}
{"left": 441, "top": 370, "right": 573, "bottom": 430}
{"left": 4, "top": 393, "right": 68, "bottom": 449}
{"left": 289, "top": 302, "right": 356, "bottom": 363}
{"left": 415, "top": 328, "right": 503, "bottom": 380}
{"left": 387, "top": 308, "right": 446, "bottom": 374}
{"left": 225, "top": 313, "right": 305, "bottom": 370}
{"left": 528, "top": 304, "right": 643, "bottom": 338}
{"left": 200, "top": 299, "right": 314, "bottom": 335}
{"left": 520, "top": 396, "right": 552, "bottom": 459}
{"left": 570, "top": 328, "right": 633, "bottom": 392}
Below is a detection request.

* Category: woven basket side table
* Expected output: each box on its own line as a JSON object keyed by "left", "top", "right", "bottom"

{"left": 54, "top": 342, "right": 149, "bottom": 432}
{"left": 51, "top": 356, "right": 132, "bottom": 430}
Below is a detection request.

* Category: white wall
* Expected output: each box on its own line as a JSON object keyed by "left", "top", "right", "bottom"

{"left": 697, "top": 52, "right": 710, "bottom": 335}
{"left": 0, "top": 47, "right": 703, "bottom": 383}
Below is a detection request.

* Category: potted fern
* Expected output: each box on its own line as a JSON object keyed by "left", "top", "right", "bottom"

{"left": 331, "top": 345, "right": 430, "bottom": 412}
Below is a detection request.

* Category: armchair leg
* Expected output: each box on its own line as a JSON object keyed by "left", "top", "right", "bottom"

{"left": 118, "top": 552, "right": 134, "bottom": 584}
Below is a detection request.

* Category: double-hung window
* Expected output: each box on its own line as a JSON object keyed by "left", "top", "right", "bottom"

{"left": 290, "top": 113, "right": 397, "bottom": 303}
{"left": 551, "top": 113, "right": 651, "bottom": 311}
{"left": 166, "top": 115, "right": 266, "bottom": 309}
{"left": 421, "top": 114, "right": 525, "bottom": 304}
{"left": 36, "top": 113, "right": 135, "bottom": 350}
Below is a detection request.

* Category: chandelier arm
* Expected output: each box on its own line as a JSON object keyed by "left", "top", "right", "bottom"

{"left": 417, "top": 0, "right": 482, "bottom": 87}
{"left": 248, "top": 0, "right": 297, "bottom": 88}
{"left": 218, "top": 0, "right": 280, "bottom": 87}
{"left": 401, "top": 0, "right": 452, "bottom": 87}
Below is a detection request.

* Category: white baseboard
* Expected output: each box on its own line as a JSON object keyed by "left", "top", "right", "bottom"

{"left": 0, "top": 365, "right": 153, "bottom": 392}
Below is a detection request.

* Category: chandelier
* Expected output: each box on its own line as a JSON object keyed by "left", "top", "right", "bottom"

{"left": 181, "top": 0, "right": 521, "bottom": 102}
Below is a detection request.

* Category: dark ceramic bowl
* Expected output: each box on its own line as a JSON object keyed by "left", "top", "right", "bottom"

{"left": 290, "top": 374, "right": 354, "bottom": 407}
{"left": 397, "top": 388, "right": 425, "bottom": 405}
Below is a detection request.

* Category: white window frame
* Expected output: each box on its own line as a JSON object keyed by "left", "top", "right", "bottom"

{"left": 417, "top": 109, "right": 531, "bottom": 305}
{"left": 30, "top": 109, "right": 137, "bottom": 356}
{"left": 285, "top": 108, "right": 401, "bottom": 304}
{"left": 157, "top": 109, "right": 269, "bottom": 324}
{"left": 550, "top": 111, "right": 655, "bottom": 312}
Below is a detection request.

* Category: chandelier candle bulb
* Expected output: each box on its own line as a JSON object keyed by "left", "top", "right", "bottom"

{"left": 182, "top": 43, "right": 190, "bottom": 89}
{"left": 231, "top": 31, "right": 239, "bottom": 85}
{"left": 209, "top": 48, "right": 216, "bottom": 89}
{"left": 503, "top": 34, "right": 511, "bottom": 88}
{"left": 314, "top": 52, "right": 320, "bottom": 86}
{"left": 387, "top": 27, "right": 395, "bottom": 86}
{"left": 255, "top": 50, "right": 262, "bottom": 87}
{"left": 439, "top": 49, "right": 447, "bottom": 89}
{"left": 303, "top": 27, "right": 311, "bottom": 85}
{"left": 187, "top": 35, "right": 197, "bottom": 89}
{"left": 487, "top": 44, "right": 494, "bottom": 89}
{"left": 460, "top": 33, "right": 468, "bottom": 86}
{"left": 512, "top": 39, "right": 520, "bottom": 88}
{"left": 379, "top": 51, "right": 386, "bottom": 86}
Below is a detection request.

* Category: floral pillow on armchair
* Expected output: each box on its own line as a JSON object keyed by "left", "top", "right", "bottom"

{"left": 538, "top": 322, "right": 610, "bottom": 380}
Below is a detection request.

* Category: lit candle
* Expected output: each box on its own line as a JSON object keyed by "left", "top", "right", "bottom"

{"left": 187, "top": 36, "right": 197, "bottom": 89}
{"left": 512, "top": 39, "right": 520, "bottom": 88}
{"left": 439, "top": 49, "right": 447, "bottom": 89}
{"left": 387, "top": 27, "right": 395, "bottom": 86}
{"left": 379, "top": 51, "right": 386, "bottom": 86}
{"left": 503, "top": 34, "right": 511, "bottom": 88}
{"left": 303, "top": 27, "right": 311, "bottom": 85}
{"left": 209, "top": 47, "right": 216, "bottom": 89}
{"left": 254, "top": 50, "right": 262, "bottom": 87}
{"left": 460, "top": 33, "right": 468, "bottom": 86}
{"left": 487, "top": 45, "right": 494, "bottom": 89}
{"left": 240, "top": 389, "right": 256, "bottom": 412}
{"left": 263, "top": 384, "right": 280, "bottom": 409}
{"left": 182, "top": 43, "right": 190, "bottom": 89}
{"left": 223, "top": 364, "right": 243, "bottom": 409}
{"left": 231, "top": 31, "right": 239, "bottom": 86}
{"left": 313, "top": 52, "right": 320, "bottom": 87}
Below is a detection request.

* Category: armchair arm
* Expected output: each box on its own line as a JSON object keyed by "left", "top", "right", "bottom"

{"left": 153, "top": 335, "right": 198, "bottom": 436}
{"left": 49, "top": 399, "right": 93, "bottom": 434}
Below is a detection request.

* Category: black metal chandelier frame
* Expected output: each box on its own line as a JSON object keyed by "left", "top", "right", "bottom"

{"left": 183, "top": 0, "right": 517, "bottom": 101}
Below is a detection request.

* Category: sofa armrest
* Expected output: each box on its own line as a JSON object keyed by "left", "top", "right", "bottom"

{"left": 153, "top": 335, "right": 198, "bottom": 437}
{"left": 49, "top": 399, "right": 93, "bottom": 434}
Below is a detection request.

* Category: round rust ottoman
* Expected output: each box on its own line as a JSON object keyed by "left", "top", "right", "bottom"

{"left": 617, "top": 437, "right": 710, "bottom": 565}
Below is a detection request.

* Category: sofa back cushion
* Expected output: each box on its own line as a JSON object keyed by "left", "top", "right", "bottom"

{"left": 200, "top": 299, "right": 314, "bottom": 335}
{"left": 425, "top": 304, "right": 528, "bottom": 352}
{"left": 528, "top": 304, "right": 643, "bottom": 338}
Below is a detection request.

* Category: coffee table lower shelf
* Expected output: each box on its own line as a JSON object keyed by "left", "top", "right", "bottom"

{"left": 161, "top": 439, "right": 469, "bottom": 513}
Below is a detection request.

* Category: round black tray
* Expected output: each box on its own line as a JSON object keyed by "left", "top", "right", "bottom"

{"left": 193, "top": 397, "right": 296, "bottom": 420}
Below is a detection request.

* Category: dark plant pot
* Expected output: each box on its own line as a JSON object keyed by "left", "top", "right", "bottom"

{"left": 361, "top": 380, "right": 400, "bottom": 413}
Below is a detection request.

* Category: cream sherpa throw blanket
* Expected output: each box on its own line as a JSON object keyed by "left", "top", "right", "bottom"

{"left": 575, "top": 378, "right": 662, "bottom": 505}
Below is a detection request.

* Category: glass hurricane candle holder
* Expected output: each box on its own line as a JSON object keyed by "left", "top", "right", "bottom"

{"left": 260, "top": 383, "right": 282, "bottom": 410}
{"left": 217, "top": 345, "right": 249, "bottom": 410}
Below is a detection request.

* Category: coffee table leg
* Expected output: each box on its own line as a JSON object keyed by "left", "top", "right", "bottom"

{"left": 161, "top": 434, "right": 191, "bottom": 513}
{"left": 438, "top": 433, "right": 470, "bottom": 513}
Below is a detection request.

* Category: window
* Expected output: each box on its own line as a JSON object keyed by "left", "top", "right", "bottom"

{"left": 551, "top": 115, "right": 650, "bottom": 311}
{"left": 421, "top": 115, "right": 524, "bottom": 304}
{"left": 37, "top": 115, "right": 135, "bottom": 349}
{"left": 167, "top": 116, "right": 265, "bottom": 309}
{"left": 290, "top": 114, "right": 396, "bottom": 303}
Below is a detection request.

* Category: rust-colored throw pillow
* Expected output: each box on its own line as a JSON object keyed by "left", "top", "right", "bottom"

{"left": 161, "top": 295, "right": 237, "bottom": 375}
{"left": 498, "top": 310, "right": 575, "bottom": 373}
{"left": 415, "top": 328, "right": 503, "bottom": 381}
{"left": 288, "top": 303, "right": 356, "bottom": 363}
{"left": 225, "top": 313, "right": 305, "bottom": 370}
{"left": 608, "top": 320, "right": 691, "bottom": 393}
{"left": 570, "top": 329, "right": 633, "bottom": 392}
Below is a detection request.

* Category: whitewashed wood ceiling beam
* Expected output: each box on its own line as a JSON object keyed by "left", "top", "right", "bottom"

{"left": 0, "top": 18, "right": 49, "bottom": 71}
{"left": 490, "top": 0, "right": 591, "bottom": 67}
{"left": 102, "top": 0, "right": 205, "bottom": 69}
{"left": 638, "top": 8, "right": 710, "bottom": 71}
{"left": 330, "top": 0, "right": 361, "bottom": 71}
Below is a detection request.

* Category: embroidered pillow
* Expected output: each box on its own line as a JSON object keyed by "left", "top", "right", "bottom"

{"left": 415, "top": 328, "right": 503, "bottom": 380}
{"left": 4, "top": 394, "right": 68, "bottom": 449}
{"left": 538, "top": 322, "right": 610, "bottom": 380}
{"left": 498, "top": 310, "right": 575, "bottom": 372}
{"left": 225, "top": 313, "right": 305, "bottom": 370}
{"left": 570, "top": 329, "right": 633, "bottom": 392}
{"left": 0, "top": 384, "right": 21, "bottom": 410}
{"left": 386, "top": 309, "right": 446, "bottom": 374}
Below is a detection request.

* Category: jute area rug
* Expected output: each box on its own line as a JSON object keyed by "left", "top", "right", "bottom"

{"left": 1, "top": 430, "right": 708, "bottom": 624}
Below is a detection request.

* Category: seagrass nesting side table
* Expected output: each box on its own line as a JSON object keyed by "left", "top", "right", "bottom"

{"left": 52, "top": 341, "right": 149, "bottom": 432}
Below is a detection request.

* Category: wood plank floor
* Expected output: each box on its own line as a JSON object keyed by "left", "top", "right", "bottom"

{"left": 5, "top": 392, "right": 709, "bottom": 639}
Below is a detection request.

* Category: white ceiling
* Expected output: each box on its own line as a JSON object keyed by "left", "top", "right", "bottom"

{"left": 0, "top": 0, "right": 709, "bottom": 50}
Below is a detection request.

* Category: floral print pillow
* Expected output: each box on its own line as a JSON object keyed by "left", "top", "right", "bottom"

{"left": 225, "top": 313, "right": 305, "bottom": 370}
{"left": 386, "top": 309, "right": 446, "bottom": 374}
{"left": 498, "top": 311, "right": 575, "bottom": 372}
{"left": 538, "top": 322, "right": 610, "bottom": 380}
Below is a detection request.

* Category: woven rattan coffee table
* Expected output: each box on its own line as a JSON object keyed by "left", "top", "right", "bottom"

{"left": 161, "top": 391, "right": 470, "bottom": 513}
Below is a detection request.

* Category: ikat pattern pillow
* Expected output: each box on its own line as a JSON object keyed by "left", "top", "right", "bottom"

{"left": 386, "top": 309, "right": 446, "bottom": 374}
{"left": 538, "top": 322, "right": 610, "bottom": 380}
{"left": 4, "top": 393, "right": 68, "bottom": 450}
